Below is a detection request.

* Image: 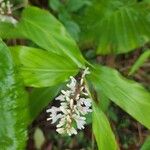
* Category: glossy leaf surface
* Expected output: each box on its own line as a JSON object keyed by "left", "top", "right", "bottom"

{"left": 0, "top": 40, "right": 29, "bottom": 149}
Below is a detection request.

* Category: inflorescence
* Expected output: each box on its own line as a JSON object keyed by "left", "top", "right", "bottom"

{"left": 0, "top": 0, "right": 17, "bottom": 24}
{"left": 46, "top": 68, "right": 92, "bottom": 136}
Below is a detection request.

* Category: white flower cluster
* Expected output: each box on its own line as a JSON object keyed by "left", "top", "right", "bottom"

{"left": 0, "top": 0, "right": 17, "bottom": 24}
{"left": 0, "top": 0, "right": 12, "bottom": 15}
{"left": 46, "top": 68, "right": 92, "bottom": 136}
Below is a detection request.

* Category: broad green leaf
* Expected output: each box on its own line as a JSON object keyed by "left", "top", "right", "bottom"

{"left": 0, "top": 6, "right": 85, "bottom": 67}
{"left": 93, "top": 102, "right": 118, "bottom": 150}
{"left": 89, "top": 64, "right": 150, "bottom": 128}
{"left": 77, "top": 0, "right": 150, "bottom": 54}
{"left": 18, "top": 6, "right": 85, "bottom": 67}
{"left": 29, "top": 85, "right": 62, "bottom": 121}
{"left": 11, "top": 46, "right": 78, "bottom": 87}
{"left": 97, "top": 92, "right": 110, "bottom": 112}
{"left": 141, "top": 136, "right": 150, "bottom": 150}
{"left": 129, "top": 50, "right": 150, "bottom": 75}
{"left": 0, "top": 22, "right": 22, "bottom": 39}
{"left": 0, "top": 40, "right": 29, "bottom": 149}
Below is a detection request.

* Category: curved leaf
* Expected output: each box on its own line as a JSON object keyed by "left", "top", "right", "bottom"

{"left": 0, "top": 6, "right": 85, "bottom": 67}
{"left": 93, "top": 102, "right": 118, "bottom": 150}
{"left": 18, "top": 6, "right": 85, "bottom": 67}
{"left": 11, "top": 46, "right": 78, "bottom": 87}
{"left": 129, "top": 49, "right": 150, "bottom": 75}
{"left": 0, "top": 40, "right": 29, "bottom": 149}
{"left": 89, "top": 64, "right": 150, "bottom": 128}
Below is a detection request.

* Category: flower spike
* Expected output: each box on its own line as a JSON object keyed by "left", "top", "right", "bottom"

{"left": 46, "top": 67, "right": 92, "bottom": 136}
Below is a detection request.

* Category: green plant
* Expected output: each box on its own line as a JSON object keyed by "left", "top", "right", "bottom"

{"left": 0, "top": 1, "right": 150, "bottom": 149}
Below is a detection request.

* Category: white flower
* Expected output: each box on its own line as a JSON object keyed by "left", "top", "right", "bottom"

{"left": 67, "top": 76, "right": 76, "bottom": 91}
{"left": 46, "top": 67, "right": 92, "bottom": 136}
{"left": 55, "top": 94, "right": 65, "bottom": 101}
{"left": 0, "top": 0, "right": 18, "bottom": 25}
{"left": 82, "top": 67, "right": 90, "bottom": 78}
{"left": 0, "top": 14, "right": 17, "bottom": 24}
{"left": 79, "top": 98, "right": 92, "bottom": 107}
{"left": 77, "top": 104, "right": 92, "bottom": 115}
{"left": 46, "top": 106, "right": 63, "bottom": 123}
{"left": 73, "top": 114, "right": 86, "bottom": 130}
{"left": 57, "top": 118, "right": 66, "bottom": 128}
{"left": 56, "top": 128, "right": 65, "bottom": 134}
{"left": 66, "top": 127, "right": 77, "bottom": 136}
{"left": 61, "top": 90, "right": 71, "bottom": 97}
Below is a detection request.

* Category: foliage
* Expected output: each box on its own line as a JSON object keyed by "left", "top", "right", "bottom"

{"left": 0, "top": 0, "right": 150, "bottom": 149}
{"left": 93, "top": 102, "right": 118, "bottom": 150}
{"left": 76, "top": 0, "right": 150, "bottom": 54}
{"left": 129, "top": 49, "right": 150, "bottom": 75}
{"left": 0, "top": 40, "right": 29, "bottom": 149}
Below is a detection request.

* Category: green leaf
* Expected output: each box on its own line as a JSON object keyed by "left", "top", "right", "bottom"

{"left": 93, "top": 102, "right": 118, "bottom": 150}
{"left": 67, "top": 0, "right": 91, "bottom": 12}
{"left": 0, "top": 22, "right": 22, "bottom": 39}
{"left": 143, "top": 0, "right": 150, "bottom": 3}
{"left": 0, "top": 40, "right": 29, "bottom": 149}
{"left": 11, "top": 46, "right": 78, "bottom": 87}
{"left": 0, "top": 6, "right": 85, "bottom": 67}
{"left": 77, "top": 0, "right": 150, "bottom": 54}
{"left": 49, "top": 0, "right": 62, "bottom": 12}
{"left": 129, "top": 50, "right": 150, "bottom": 75}
{"left": 141, "top": 136, "right": 150, "bottom": 150}
{"left": 89, "top": 64, "right": 150, "bottom": 128}
{"left": 97, "top": 92, "right": 110, "bottom": 112}
{"left": 29, "top": 85, "right": 62, "bottom": 121}
{"left": 18, "top": 6, "right": 85, "bottom": 67}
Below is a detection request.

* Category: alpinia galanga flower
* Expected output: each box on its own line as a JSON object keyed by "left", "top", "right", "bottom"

{"left": 0, "top": 0, "right": 17, "bottom": 24}
{"left": 46, "top": 67, "right": 92, "bottom": 136}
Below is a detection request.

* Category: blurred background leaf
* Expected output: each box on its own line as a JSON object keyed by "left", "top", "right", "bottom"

{"left": 141, "top": 136, "right": 150, "bottom": 150}
{"left": 76, "top": 0, "right": 150, "bottom": 55}
{"left": 129, "top": 49, "right": 150, "bottom": 75}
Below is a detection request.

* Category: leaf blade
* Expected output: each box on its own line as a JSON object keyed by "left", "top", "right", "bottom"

{"left": 129, "top": 50, "right": 150, "bottom": 75}
{"left": 19, "top": 6, "right": 85, "bottom": 67}
{"left": 90, "top": 65, "right": 150, "bottom": 128}
{"left": 11, "top": 46, "right": 79, "bottom": 87}
{"left": 93, "top": 102, "right": 118, "bottom": 150}
{"left": 0, "top": 40, "right": 29, "bottom": 149}
{"left": 29, "top": 85, "right": 62, "bottom": 121}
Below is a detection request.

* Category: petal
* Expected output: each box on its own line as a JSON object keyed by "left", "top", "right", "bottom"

{"left": 56, "top": 128, "right": 65, "bottom": 134}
